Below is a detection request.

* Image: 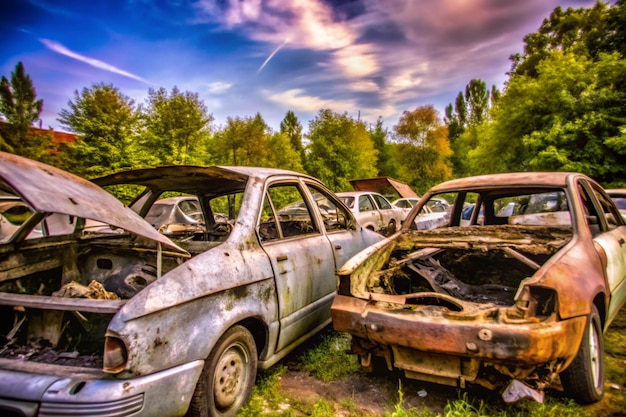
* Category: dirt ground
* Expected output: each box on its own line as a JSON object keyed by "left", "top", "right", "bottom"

{"left": 278, "top": 367, "right": 459, "bottom": 415}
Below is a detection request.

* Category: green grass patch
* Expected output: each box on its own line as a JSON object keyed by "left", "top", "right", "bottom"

{"left": 297, "top": 331, "right": 361, "bottom": 382}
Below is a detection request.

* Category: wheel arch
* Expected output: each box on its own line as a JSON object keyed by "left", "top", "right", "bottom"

{"left": 592, "top": 292, "right": 607, "bottom": 329}
{"left": 236, "top": 316, "right": 269, "bottom": 359}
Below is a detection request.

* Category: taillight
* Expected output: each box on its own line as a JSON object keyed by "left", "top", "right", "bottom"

{"left": 103, "top": 336, "right": 128, "bottom": 373}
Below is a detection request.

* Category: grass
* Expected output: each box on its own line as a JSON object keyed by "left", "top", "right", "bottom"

{"left": 239, "top": 306, "right": 626, "bottom": 416}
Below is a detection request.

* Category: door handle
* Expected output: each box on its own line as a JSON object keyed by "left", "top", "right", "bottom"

{"left": 334, "top": 245, "right": 342, "bottom": 250}
{"left": 276, "top": 255, "right": 288, "bottom": 262}
{"left": 619, "top": 238, "right": 625, "bottom": 246}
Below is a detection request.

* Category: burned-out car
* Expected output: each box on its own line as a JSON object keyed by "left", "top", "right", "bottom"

{"left": 331, "top": 172, "right": 626, "bottom": 404}
{"left": 0, "top": 152, "right": 384, "bottom": 417}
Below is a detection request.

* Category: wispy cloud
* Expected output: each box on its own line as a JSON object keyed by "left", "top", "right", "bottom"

{"left": 265, "top": 88, "right": 357, "bottom": 113}
{"left": 207, "top": 81, "right": 233, "bottom": 93}
{"left": 40, "top": 38, "right": 150, "bottom": 84}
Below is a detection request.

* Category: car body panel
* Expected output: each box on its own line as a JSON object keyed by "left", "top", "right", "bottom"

{"left": 332, "top": 172, "right": 626, "bottom": 400}
{"left": 0, "top": 152, "right": 183, "bottom": 253}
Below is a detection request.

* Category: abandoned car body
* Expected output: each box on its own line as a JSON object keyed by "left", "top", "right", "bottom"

{"left": 331, "top": 172, "right": 626, "bottom": 403}
{"left": 0, "top": 152, "right": 384, "bottom": 417}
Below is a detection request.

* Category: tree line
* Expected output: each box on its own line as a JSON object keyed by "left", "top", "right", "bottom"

{"left": 1, "top": 0, "right": 625, "bottom": 193}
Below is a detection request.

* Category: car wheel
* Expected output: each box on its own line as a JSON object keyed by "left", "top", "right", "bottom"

{"left": 386, "top": 220, "right": 397, "bottom": 236}
{"left": 188, "top": 325, "right": 258, "bottom": 417}
{"left": 560, "top": 305, "right": 604, "bottom": 403}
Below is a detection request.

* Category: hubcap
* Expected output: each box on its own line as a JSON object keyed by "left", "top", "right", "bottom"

{"left": 214, "top": 344, "right": 249, "bottom": 410}
{"left": 589, "top": 321, "right": 601, "bottom": 389}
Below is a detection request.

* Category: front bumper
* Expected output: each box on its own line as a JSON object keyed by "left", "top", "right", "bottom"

{"left": 331, "top": 294, "right": 587, "bottom": 377}
{"left": 0, "top": 360, "right": 203, "bottom": 417}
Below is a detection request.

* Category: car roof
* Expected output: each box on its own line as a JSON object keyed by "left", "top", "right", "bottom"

{"left": 92, "top": 165, "right": 315, "bottom": 195}
{"left": 429, "top": 172, "right": 583, "bottom": 193}
{"left": 336, "top": 191, "right": 383, "bottom": 197}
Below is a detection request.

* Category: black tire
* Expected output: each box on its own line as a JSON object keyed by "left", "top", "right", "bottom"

{"left": 386, "top": 220, "right": 397, "bottom": 236}
{"left": 560, "top": 305, "right": 604, "bottom": 404}
{"left": 188, "top": 325, "right": 258, "bottom": 417}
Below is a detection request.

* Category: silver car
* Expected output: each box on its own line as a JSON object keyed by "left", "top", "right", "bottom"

{"left": 0, "top": 152, "right": 383, "bottom": 417}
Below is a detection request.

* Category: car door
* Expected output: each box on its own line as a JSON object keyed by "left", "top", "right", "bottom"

{"left": 371, "top": 193, "right": 397, "bottom": 227}
{"left": 258, "top": 180, "right": 336, "bottom": 352}
{"left": 582, "top": 181, "right": 626, "bottom": 326}
{"left": 303, "top": 183, "right": 380, "bottom": 271}
{"left": 358, "top": 194, "right": 383, "bottom": 231}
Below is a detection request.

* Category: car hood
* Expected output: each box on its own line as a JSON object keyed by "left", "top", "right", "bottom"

{"left": 0, "top": 152, "right": 185, "bottom": 254}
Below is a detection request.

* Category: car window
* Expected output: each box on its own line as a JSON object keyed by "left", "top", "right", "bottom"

{"left": 359, "top": 195, "right": 375, "bottom": 212}
{"left": 395, "top": 200, "right": 411, "bottom": 209}
{"left": 577, "top": 184, "right": 603, "bottom": 235}
{"left": 592, "top": 187, "right": 623, "bottom": 230}
{"left": 259, "top": 183, "right": 318, "bottom": 242}
{"left": 339, "top": 196, "right": 354, "bottom": 209}
{"left": 0, "top": 192, "right": 34, "bottom": 242}
{"left": 612, "top": 197, "right": 626, "bottom": 210}
{"left": 1, "top": 187, "right": 77, "bottom": 241}
{"left": 372, "top": 194, "right": 391, "bottom": 210}
{"left": 179, "top": 199, "right": 201, "bottom": 216}
{"left": 305, "top": 184, "right": 353, "bottom": 232}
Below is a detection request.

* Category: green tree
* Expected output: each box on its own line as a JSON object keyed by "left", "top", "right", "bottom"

{"left": 140, "top": 86, "right": 213, "bottom": 165}
{"left": 57, "top": 83, "right": 138, "bottom": 177}
{"left": 0, "top": 62, "right": 44, "bottom": 155}
{"left": 509, "top": 1, "right": 624, "bottom": 78}
{"left": 306, "top": 109, "right": 378, "bottom": 191}
{"left": 370, "top": 117, "right": 398, "bottom": 179}
{"left": 473, "top": 51, "right": 626, "bottom": 182}
{"left": 444, "top": 79, "right": 498, "bottom": 177}
{"left": 268, "top": 131, "right": 304, "bottom": 172}
{"left": 393, "top": 105, "right": 452, "bottom": 192}
{"left": 211, "top": 113, "right": 271, "bottom": 166}
{"left": 279, "top": 110, "right": 304, "bottom": 161}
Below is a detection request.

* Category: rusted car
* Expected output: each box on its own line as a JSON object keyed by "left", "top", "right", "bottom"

{"left": 0, "top": 152, "right": 384, "bottom": 417}
{"left": 331, "top": 172, "right": 626, "bottom": 404}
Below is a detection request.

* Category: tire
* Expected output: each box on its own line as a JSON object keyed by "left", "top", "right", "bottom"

{"left": 188, "top": 325, "right": 258, "bottom": 417}
{"left": 560, "top": 305, "right": 604, "bottom": 404}
{"left": 386, "top": 220, "right": 397, "bottom": 236}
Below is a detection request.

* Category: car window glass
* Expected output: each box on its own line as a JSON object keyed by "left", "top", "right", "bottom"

{"left": 359, "top": 195, "right": 375, "bottom": 212}
{"left": 592, "top": 187, "right": 623, "bottom": 230}
{"left": 259, "top": 184, "right": 318, "bottom": 242}
{"left": 396, "top": 200, "right": 410, "bottom": 209}
{"left": 339, "top": 196, "right": 354, "bottom": 209}
{"left": 305, "top": 184, "right": 352, "bottom": 232}
{"left": 373, "top": 194, "right": 391, "bottom": 210}
{"left": 0, "top": 190, "right": 34, "bottom": 242}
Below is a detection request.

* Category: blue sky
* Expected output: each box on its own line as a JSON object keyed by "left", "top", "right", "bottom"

{"left": 1, "top": 0, "right": 598, "bottom": 133}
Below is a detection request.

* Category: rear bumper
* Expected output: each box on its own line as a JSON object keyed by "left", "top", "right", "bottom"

{"left": 0, "top": 360, "right": 203, "bottom": 417}
{"left": 331, "top": 294, "right": 586, "bottom": 366}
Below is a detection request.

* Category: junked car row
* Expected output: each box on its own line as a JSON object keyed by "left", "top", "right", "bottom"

{"left": 0, "top": 152, "right": 624, "bottom": 416}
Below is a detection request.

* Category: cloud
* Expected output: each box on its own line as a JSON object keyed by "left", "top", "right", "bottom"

{"left": 265, "top": 88, "right": 357, "bottom": 113}
{"left": 207, "top": 81, "right": 233, "bottom": 94}
{"left": 39, "top": 38, "right": 150, "bottom": 84}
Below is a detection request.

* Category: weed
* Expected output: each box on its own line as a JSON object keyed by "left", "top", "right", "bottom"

{"left": 297, "top": 331, "right": 361, "bottom": 382}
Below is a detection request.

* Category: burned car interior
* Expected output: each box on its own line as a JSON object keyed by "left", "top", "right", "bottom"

{"left": 356, "top": 188, "right": 575, "bottom": 309}
{"left": 0, "top": 166, "right": 255, "bottom": 368}
{"left": 0, "top": 179, "right": 188, "bottom": 368}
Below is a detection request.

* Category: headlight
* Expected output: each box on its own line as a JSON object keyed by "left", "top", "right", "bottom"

{"left": 509, "top": 285, "right": 558, "bottom": 320}
{"left": 103, "top": 336, "right": 128, "bottom": 373}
